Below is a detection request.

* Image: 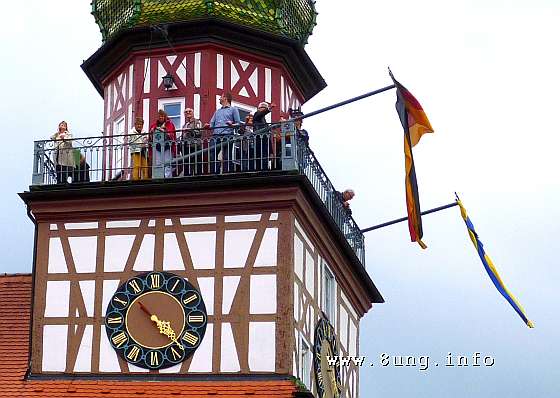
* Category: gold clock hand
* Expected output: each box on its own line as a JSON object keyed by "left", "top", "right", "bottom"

{"left": 138, "top": 301, "right": 184, "bottom": 350}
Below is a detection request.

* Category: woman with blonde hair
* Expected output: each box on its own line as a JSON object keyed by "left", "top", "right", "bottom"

{"left": 50, "top": 121, "right": 75, "bottom": 183}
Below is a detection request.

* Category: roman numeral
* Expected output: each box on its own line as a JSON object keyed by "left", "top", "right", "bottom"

{"left": 149, "top": 274, "right": 161, "bottom": 289}
{"left": 150, "top": 351, "right": 160, "bottom": 366}
{"left": 107, "top": 315, "right": 122, "bottom": 324}
{"left": 111, "top": 332, "right": 127, "bottom": 348}
{"left": 170, "top": 346, "right": 182, "bottom": 360}
{"left": 113, "top": 296, "right": 127, "bottom": 307}
{"left": 183, "top": 294, "right": 197, "bottom": 305}
{"left": 128, "top": 279, "right": 142, "bottom": 294}
{"left": 188, "top": 315, "right": 204, "bottom": 324}
{"left": 170, "top": 279, "right": 180, "bottom": 292}
{"left": 182, "top": 332, "right": 198, "bottom": 346}
{"left": 127, "top": 346, "right": 141, "bottom": 362}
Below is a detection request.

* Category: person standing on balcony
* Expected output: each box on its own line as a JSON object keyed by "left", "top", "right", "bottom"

{"left": 289, "top": 108, "right": 309, "bottom": 146}
{"left": 206, "top": 92, "right": 241, "bottom": 173}
{"left": 253, "top": 102, "right": 275, "bottom": 170}
{"left": 129, "top": 117, "right": 148, "bottom": 180}
{"left": 50, "top": 121, "right": 75, "bottom": 184}
{"left": 149, "top": 110, "right": 176, "bottom": 178}
{"left": 181, "top": 108, "right": 203, "bottom": 176}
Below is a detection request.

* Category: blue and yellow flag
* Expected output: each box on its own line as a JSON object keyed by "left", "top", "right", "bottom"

{"left": 457, "top": 198, "right": 534, "bottom": 328}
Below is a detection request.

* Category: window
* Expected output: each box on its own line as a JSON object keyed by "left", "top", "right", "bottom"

{"left": 232, "top": 100, "right": 256, "bottom": 124}
{"left": 323, "top": 264, "right": 335, "bottom": 321}
{"left": 163, "top": 102, "right": 181, "bottom": 130}
{"left": 301, "top": 339, "right": 311, "bottom": 389}
{"left": 158, "top": 97, "right": 185, "bottom": 130}
{"left": 111, "top": 117, "right": 127, "bottom": 179}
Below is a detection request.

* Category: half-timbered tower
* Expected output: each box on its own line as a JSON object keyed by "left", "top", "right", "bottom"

{"left": 14, "top": 2, "right": 383, "bottom": 397}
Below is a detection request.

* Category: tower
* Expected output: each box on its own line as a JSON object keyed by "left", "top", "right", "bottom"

{"left": 16, "top": 1, "right": 383, "bottom": 397}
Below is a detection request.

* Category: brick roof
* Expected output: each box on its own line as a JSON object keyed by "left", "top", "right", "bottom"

{"left": 0, "top": 274, "right": 302, "bottom": 397}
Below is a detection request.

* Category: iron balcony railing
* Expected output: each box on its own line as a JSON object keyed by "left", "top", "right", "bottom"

{"left": 32, "top": 123, "right": 365, "bottom": 264}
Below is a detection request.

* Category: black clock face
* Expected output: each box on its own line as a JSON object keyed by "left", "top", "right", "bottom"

{"left": 104, "top": 272, "right": 207, "bottom": 370}
{"left": 313, "top": 317, "right": 342, "bottom": 398}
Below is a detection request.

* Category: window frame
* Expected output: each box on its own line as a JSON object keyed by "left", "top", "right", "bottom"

{"left": 158, "top": 97, "right": 185, "bottom": 130}
{"left": 322, "top": 262, "right": 336, "bottom": 322}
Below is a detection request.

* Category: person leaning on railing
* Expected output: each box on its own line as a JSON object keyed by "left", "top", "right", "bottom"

{"left": 205, "top": 91, "right": 241, "bottom": 174}
{"left": 149, "top": 110, "right": 177, "bottom": 178}
{"left": 129, "top": 117, "right": 149, "bottom": 180}
{"left": 253, "top": 102, "right": 275, "bottom": 171}
{"left": 50, "top": 121, "right": 75, "bottom": 184}
{"left": 180, "top": 108, "right": 203, "bottom": 176}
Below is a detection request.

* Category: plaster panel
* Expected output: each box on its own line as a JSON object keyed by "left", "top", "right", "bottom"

{"left": 188, "top": 323, "right": 213, "bottom": 372}
{"left": 305, "top": 250, "right": 315, "bottom": 298}
{"left": 99, "top": 326, "right": 121, "bottom": 372}
{"left": 339, "top": 306, "right": 349, "bottom": 352}
{"left": 68, "top": 237, "right": 98, "bottom": 273}
{"left": 250, "top": 274, "right": 276, "bottom": 314}
{"left": 48, "top": 237, "right": 68, "bottom": 274}
{"left": 104, "top": 235, "right": 135, "bottom": 272}
{"left": 180, "top": 216, "right": 216, "bottom": 225}
{"left": 254, "top": 228, "right": 278, "bottom": 267}
{"left": 133, "top": 234, "right": 155, "bottom": 271}
{"left": 106, "top": 220, "right": 140, "bottom": 228}
{"left": 42, "top": 325, "right": 68, "bottom": 372}
{"left": 44, "top": 281, "right": 70, "bottom": 317}
{"left": 185, "top": 231, "right": 216, "bottom": 269}
{"left": 225, "top": 214, "right": 261, "bottom": 222}
{"left": 79, "top": 280, "right": 95, "bottom": 317}
{"left": 197, "top": 277, "right": 214, "bottom": 316}
{"left": 163, "top": 233, "right": 184, "bottom": 271}
{"left": 294, "top": 236, "right": 304, "bottom": 281}
{"left": 220, "top": 323, "right": 240, "bottom": 372}
{"left": 73, "top": 325, "right": 93, "bottom": 372}
{"left": 224, "top": 229, "right": 256, "bottom": 268}
{"left": 248, "top": 322, "right": 275, "bottom": 372}
{"left": 65, "top": 222, "right": 98, "bottom": 230}
{"left": 222, "top": 276, "right": 241, "bottom": 314}
{"left": 102, "top": 280, "right": 121, "bottom": 316}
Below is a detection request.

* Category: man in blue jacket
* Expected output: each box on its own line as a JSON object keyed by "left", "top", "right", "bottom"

{"left": 207, "top": 92, "right": 241, "bottom": 173}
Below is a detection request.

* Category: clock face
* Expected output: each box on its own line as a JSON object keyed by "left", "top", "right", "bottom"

{"left": 104, "top": 271, "right": 207, "bottom": 370}
{"left": 313, "top": 317, "right": 342, "bottom": 398}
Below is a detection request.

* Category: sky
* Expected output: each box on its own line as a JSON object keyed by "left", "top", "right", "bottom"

{"left": 1, "top": 1, "right": 558, "bottom": 396}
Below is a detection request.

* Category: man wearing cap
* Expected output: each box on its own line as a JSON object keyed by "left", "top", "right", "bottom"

{"left": 181, "top": 108, "right": 203, "bottom": 175}
{"left": 252, "top": 101, "right": 275, "bottom": 170}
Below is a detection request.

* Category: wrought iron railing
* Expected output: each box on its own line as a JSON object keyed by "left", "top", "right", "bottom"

{"left": 32, "top": 123, "right": 365, "bottom": 264}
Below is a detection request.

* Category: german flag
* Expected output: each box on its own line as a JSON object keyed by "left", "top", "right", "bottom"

{"left": 390, "top": 71, "right": 434, "bottom": 249}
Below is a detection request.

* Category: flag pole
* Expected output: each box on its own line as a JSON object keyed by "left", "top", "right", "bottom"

{"left": 361, "top": 201, "right": 458, "bottom": 233}
{"left": 299, "top": 84, "right": 396, "bottom": 121}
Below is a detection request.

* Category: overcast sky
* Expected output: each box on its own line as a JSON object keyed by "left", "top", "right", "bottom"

{"left": 1, "top": 1, "right": 558, "bottom": 396}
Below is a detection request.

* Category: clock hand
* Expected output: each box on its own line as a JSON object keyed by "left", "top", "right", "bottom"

{"left": 138, "top": 301, "right": 184, "bottom": 350}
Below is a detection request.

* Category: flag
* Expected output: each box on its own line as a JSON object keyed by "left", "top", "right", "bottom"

{"left": 390, "top": 71, "right": 434, "bottom": 248}
{"left": 457, "top": 198, "right": 534, "bottom": 328}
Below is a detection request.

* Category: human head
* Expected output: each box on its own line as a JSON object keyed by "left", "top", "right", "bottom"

{"left": 258, "top": 102, "right": 269, "bottom": 110}
{"left": 342, "top": 189, "right": 355, "bottom": 201}
{"left": 289, "top": 108, "right": 304, "bottom": 129}
{"left": 157, "top": 109, "right": 167, "bottom": 123}
{"left": 245, "top": 114, "right": 253, "bottom": 125}
{"left": 219, "top": 92, "right": 233, "bottom": 106}
{"left": 134, "top": 117, "right": 144, "bottom": 131}
{"left": 58, "top": 121, "right": 68, "bottom": 133}
{"left": 184, "top": 108, "right": 194, "bottom": 120}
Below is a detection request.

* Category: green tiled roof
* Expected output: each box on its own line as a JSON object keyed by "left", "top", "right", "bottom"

{"left": 91, "top": 0, "right": 317, "bottom": 44}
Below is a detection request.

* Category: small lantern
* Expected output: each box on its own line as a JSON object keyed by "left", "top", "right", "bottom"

{"left": 162, "top": 72, "right": 175, "bottom": 90}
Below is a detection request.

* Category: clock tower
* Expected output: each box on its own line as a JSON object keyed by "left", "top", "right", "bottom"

{"left": 16, "top": 1, "right": 383, "bottom": 397}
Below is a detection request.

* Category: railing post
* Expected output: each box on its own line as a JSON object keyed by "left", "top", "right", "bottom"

{"left": 32, "top": 141, "right": 45, "bottom": 185}
{"left": 281, "top": 121, "right": 298, "bottom": 171}
{"left": 151, "top": 132, "right": 165, "bottom": 179}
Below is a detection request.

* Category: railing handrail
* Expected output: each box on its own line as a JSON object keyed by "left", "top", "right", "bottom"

{"left": 32, "top": 124, "right": 366, "bottom": 265}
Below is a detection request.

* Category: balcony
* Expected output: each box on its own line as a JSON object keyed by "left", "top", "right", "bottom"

{"left": 31, "top": 123, "right": 365, "bottom": 265}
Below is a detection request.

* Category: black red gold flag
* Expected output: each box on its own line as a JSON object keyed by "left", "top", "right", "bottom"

{"left": 390, "top": 71, "right": 434, "bottom": 248}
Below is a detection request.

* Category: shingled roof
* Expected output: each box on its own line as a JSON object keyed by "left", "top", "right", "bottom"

{"left": 0, "top": 274, "right": 305, "bottom": 397}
